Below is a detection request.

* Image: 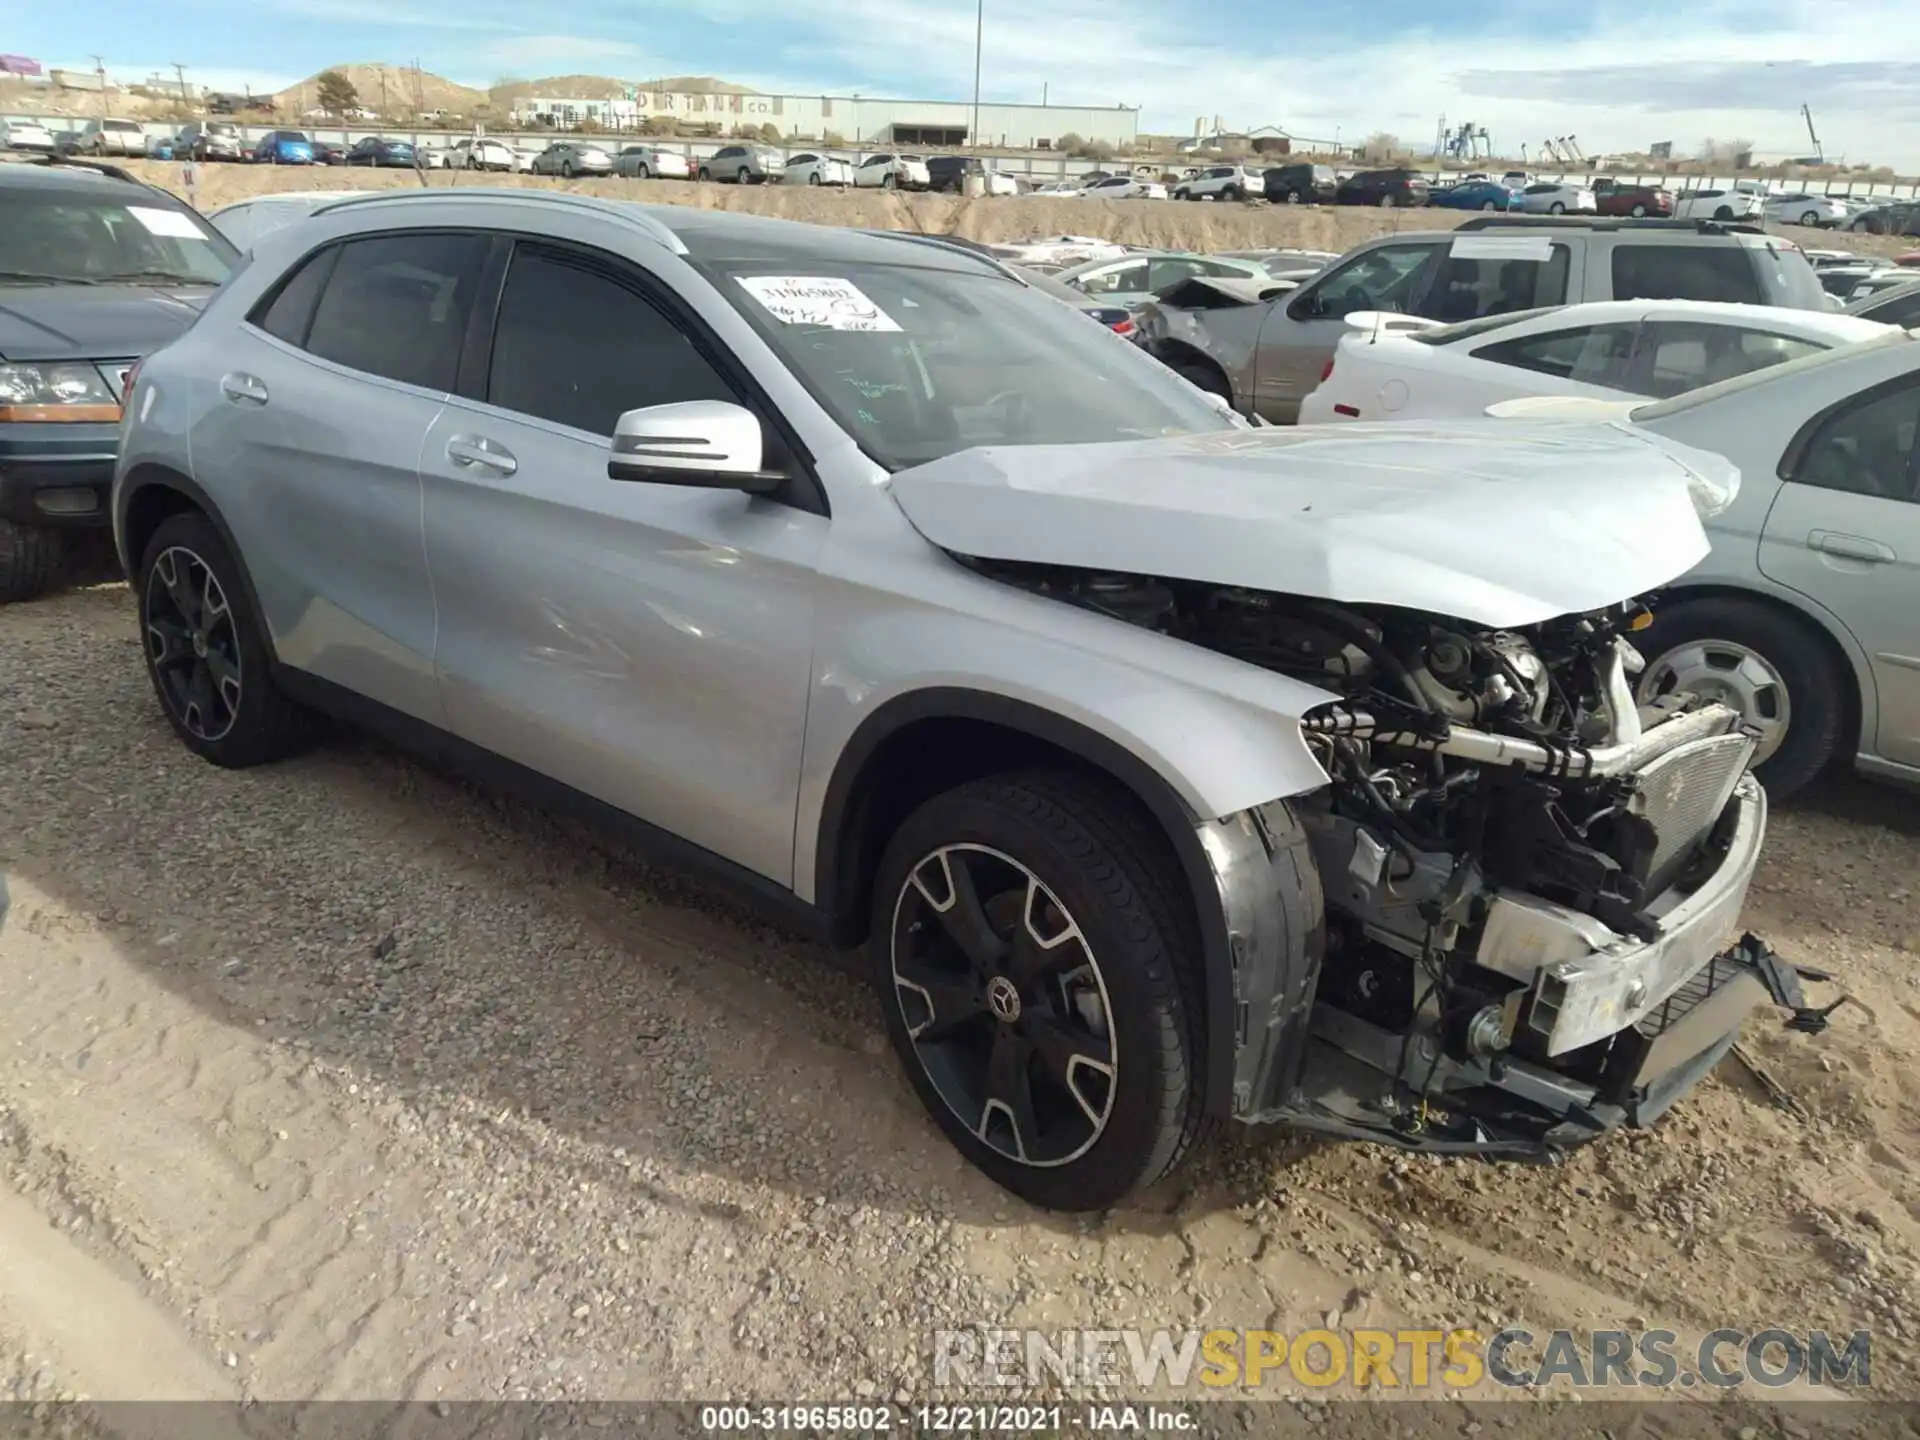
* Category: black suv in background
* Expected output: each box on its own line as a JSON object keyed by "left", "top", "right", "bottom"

{"left": 926, "top": 155, "right": 987, "bottom": 192}
{"left": 0, "top": 159, "right": 239, "bottom": 601}
{"left": 1335, "top": 167, "right": 1431, "bottom": 207}
{"left": 1262, "top": 163, "right": 1336, "bottom": 204}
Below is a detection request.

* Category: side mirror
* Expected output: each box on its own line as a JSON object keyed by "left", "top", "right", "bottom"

{"left": 606, "top": 400, "right": 784, "bottom": 494}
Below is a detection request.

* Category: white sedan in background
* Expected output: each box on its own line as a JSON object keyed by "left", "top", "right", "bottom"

{"left": 1054, "top": 251, "right": 1273, "bottom": 308}
{"left": 1672, "top": 188, "right": 1767, "bottom": 220}
{"left": 2, "top": 119, "right": 57, "bottom": 153}
{"left": 1764, "top": 192, "right": 1850, "bottom": 227}
{"left": 1516, "top": 182, "right": 1596, "bottom": 214}
{"left": 1298, "top": 298, "right": 1891, "bottom": 424}
{"left": 1075, "top": 174, "right": 1168, "bottom": 201}
{"left": 783, "top": 152, "right": 854, "bottom": 186}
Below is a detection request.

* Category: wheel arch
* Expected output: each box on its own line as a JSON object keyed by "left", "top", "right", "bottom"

{"left": 810, "top": 687, "right": 1301, "bottom": 1120}
{"left": 117, "top": 463, "right": 279, "bottom": 665}
{"left": 1647, "top": 581, "right": 1871, "bottom": 759}
{"left": 1147, "top": 339, "right": 1237, "bottom": 403}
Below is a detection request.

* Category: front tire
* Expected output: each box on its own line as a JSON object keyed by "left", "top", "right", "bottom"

{"left": 137, "top": 512, "right": 319, "bottom": 768}
{"left": 1549, "top": 201, "right": 1567, "bottom": 214}
{"left": 697, "top": 166, "right": 711, "bottom": 182}
{"left": 0, "top": 518, "right": 67, "bottom": 604}
{"left": 1800, "top": 209, "right": 1819, "bottom": 226}
{"left": 871, "top": 772, "right": 1209, "bottom": 1211}
{"left": 1630, "top": 203, "right": 1648, "bottom": 217}
{"left": 1634, "top": 596, "right": 1847, "bottom": 800}
{"left": 808, "top": 170, "right": 820, "bottom": 185}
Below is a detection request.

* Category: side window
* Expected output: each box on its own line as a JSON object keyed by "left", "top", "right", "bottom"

{"left": 1149, "top": 257, "right": 1208, "bottom": 289}
{"left": 1791, "top": 383, "right": 1920, "bottom": 503}
{"left": 1636, "top": 322, "right": 1826, "bottom": 399}
{"left": 486, "top": 245, "right": 738, "bottom": 436}
{"left": 302, "top": 233, "right": 487, "bottom": 391}
{"left": 1078, "top": 261, "right": 1149, "bottom": 296}
{"left": 1474, "top": 323, "right": 1639, "bottom": 389}
{"left": 1416, "top": 244, "right": 1571, "bottom": 323}
{"left": 1614, "top": 245, "right": 1763, "bottom": 304}
{"left": 1864, "top": 289, "right": 1920, "bottom": 328}
{"left": 1290, "top": 243, "right": 1443, "bottom": 321}
{"left": 251, "top": 244, "right": 340, "bottom": 346}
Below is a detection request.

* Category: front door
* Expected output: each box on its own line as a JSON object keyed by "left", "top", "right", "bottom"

{"left": 421, "top": 238, "right": 827, "bottom": 886}
{"left": 1759, "top": 375, "right": 1920, "bottom": 768}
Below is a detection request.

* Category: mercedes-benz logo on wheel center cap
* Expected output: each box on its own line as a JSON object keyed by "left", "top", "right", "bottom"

{"left": 986, "top": 975, "right": 1021, "bottom": 1022}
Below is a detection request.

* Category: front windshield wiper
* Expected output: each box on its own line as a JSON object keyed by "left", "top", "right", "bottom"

{"left": 93, "top": 269, "right": 220, "bottom": 286}
{"left": 0, "top": 270, "right": 101, "bottom": 285}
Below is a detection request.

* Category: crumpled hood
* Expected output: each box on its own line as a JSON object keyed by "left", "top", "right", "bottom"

{"left": 0, "top": 285, "right": 211, "bottom": 362}
{"left": 888, "top": 419, "right": 1733, "bottom": 627}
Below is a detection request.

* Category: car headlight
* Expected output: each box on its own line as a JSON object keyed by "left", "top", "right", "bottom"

{"left": 0, "top": 363, "right": 120, "bottom": 422}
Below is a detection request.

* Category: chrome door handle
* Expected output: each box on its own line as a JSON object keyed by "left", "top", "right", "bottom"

{"left": 1810, "top": 530, "right": 1896, "bottom": 563}
{"left": 445, "top": 435, "right": 517, "bottom": 476}
{"left": 219, "top": 372, "right": 269, "bottom": 405}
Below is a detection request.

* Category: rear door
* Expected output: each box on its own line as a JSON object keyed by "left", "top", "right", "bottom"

{"left": 191, "top": 229, "right": 489, "bottom": 722}
{"left": 1759, "top": 374, "right": 1920, "bottom": 767}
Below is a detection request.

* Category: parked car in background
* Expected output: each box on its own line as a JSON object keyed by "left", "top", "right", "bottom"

{"left": 175, "top": 121, "right": 246, "bottom": 163}
{"left": 68, "top": 118, "right": 147, "bottom": 157}
{"left": 0, "top": 158, "right": 239, "bottom": 602}
{"left": 510, "top": 145, "right": 542, "bottom": 173}
{"left": 309, "top": 140, "right": 346, "bottom": 166}
{"left": 924, "top": 155, "right": 1016, "bottom": 194}
{"left": 1672, "top": 188, "right": 1766, "bottom": 221}
{"left": 531, "top": 142, "right": 614, "bottom": 178}
{"left": 1135, "top": 215, "right": 1829, "bottom": 421}
{"left": 1591, "top": 178, "right": 1673, "bottom": 217}
{"left": 1217, "top": 248, "right": 1340, "bottom": 284}
{"left": 1765, "top": 192, "right": 1850, "bottom": 228}
{"left": 1428, "top": 179, "right": 1519, "bottom": 212}
{"left": 145, "top": 134, "right": 178, "bottom": 160}
{"left": 344, "top": 137, "right": 416, "bottom": 168}
{"left": 111, "top": 188, "right": 1806, "bottom": 1209}
{"left": 1847, "top": 277, "right": 1920, "bottom": 325}
{"left": 1299, "top": 298, "right": 1888, "bottom": 422}
{"left": 614, "top": 145, "right": 690, "bottom": 180}
{"left": 782, "top": 152, "right": 853, "bottom": 186}
{"left": 1171, "top": 164, "right": 1261, "bottom": 201}
{"left": 1334, "top": 167, "right": 1430, "bottom": 207}
{"left": 851, "top": 152, "right": 930, "bottom": 190}
{"left": 2, "top": 120, "right": 57, "bottom": 154}
{"left": 250, "top": 130, "right": 315, "bottom": 164}
{"left": 415, "top": 144, "right": 454, "bottom": 170}
{"left": 1815, "top": 261, "right": 1895, "bottom": 298}
{"left": 1075, "top": 174, "right": 1168, "bottom": 201}
{"left": 1260, "top": 163, "right": 1336, "bottom": 205}
{"left": 1847, "top": 202, "right": 1920, "bottom": 237}
{"left": 1491, "top": 328, "right": 1920, "bottom": 795}
{"left": 990, "top": 234, "right": 1130, "bottom": 268}
{"left": 1054, "top": 251, "right": 1273, "bottom": 309}
{"left": 1517, "top": 181, "right": 1596, "bottom": 214}
{"left": 450, "top": 139, "right": 515, "bottom": 172}
{"left": 206, "top": 190, "right": 374, "bottom": 252}
{"left": 698, "top": 145, "right": 780, "bottom": 184}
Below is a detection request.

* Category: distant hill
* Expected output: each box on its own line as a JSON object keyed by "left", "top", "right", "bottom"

{"left": 275, "top": 64, "right": 485, "bottom": 118}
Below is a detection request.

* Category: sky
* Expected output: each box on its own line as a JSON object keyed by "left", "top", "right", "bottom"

{"left": 16, "top": 0, "right": 1920, "bottom": 170}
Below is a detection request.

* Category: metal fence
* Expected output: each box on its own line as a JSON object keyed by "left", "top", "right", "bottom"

{"left": 8, "top": 110, "right": 1920, "bottom": 200}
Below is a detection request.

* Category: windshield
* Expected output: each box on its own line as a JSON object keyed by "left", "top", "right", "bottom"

{"left": 0, "top": 189, "right": 237, "bottom": 285}
{"left": 699, "top": 259, "right": 1235, "bottom": 468}
{"left": 1631, "top": 328, "right": 1915, "bottom": 422}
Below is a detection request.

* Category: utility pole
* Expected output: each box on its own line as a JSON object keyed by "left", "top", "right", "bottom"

{"left": 1042, "top": 81, "right": 1048, "bottom": 106}
{"left": 970, "top": 0, "right": 983, "bottom": 146}
{"left": 171, "top": 63, "right": 190, "bottom": 110}
{"left": 91, "top": 55, "right": 107, "bottom": 118}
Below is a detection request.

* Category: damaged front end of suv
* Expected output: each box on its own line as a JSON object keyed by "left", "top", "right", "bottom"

{"left": 891, "top": 422, "right": 1838, "bottom": 1160}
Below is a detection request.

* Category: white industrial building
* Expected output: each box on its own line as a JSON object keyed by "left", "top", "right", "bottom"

{"left": 509, "top": 88, "right": 1138, "bottom": 149}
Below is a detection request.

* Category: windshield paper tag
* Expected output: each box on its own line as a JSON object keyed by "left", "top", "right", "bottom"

{"left": 128, "top": 206, "right": 209, "bottom": 239}
{"left": 737, "top": 276, "right": 902, "bottom": 331}
{"left": 1448, "top": 234, "right": 1554, "bottom": 261}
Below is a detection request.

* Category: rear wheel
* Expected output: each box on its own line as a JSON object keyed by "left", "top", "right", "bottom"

{"left": 561, "top": 160, "right": 575, "bottom": 179}
{"left": 738, "top": 165, "right": 752, "bottom": 183}
{"left": 1548, "top": 201, "right": 1567, "bottom": 213}
{"left": 882, "top": 171, "right": 897, "bottom": 189}
{"left": 1480, "top": 200, "right": 1498, "bottom": 211}
{"left": 1800, "top": 209, "right": 1819, "bottom": 226}
{"left": 808, "top": 171, "right": 820, "bottom": 185}
{"left": 136, "top": 512, "right": 320, "bottom": 768}
{"left": 697, "top": 166, "right": 711, "bottom": 182}
{"left": 1634, "top": 596, "right": 1847, "bottom": 799}
{"left": 1171, "top": 358, "right": 1233, "bottom": 402}
{"left": 0, "top": 519, "right": 67, "bottom": 605}
{"left": 1222, "top": 185, "right": 1243, "bottom": 201}
{"left": 871, "top": 772, "right": 1210, "bottom": 1211}
{"left": 1630, "top": 202, "right": 1648, "bottom": 217}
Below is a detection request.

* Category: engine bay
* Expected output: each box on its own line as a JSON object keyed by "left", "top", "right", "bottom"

{"left": 967, "top": 555, "right": 1781, "bottom": 1150}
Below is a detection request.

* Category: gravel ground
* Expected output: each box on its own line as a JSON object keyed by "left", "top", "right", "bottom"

{"left": 1, "top": 583, "right": 1917, "bottom": 1415}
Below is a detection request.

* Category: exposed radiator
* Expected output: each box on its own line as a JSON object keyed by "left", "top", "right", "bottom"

{"left": 1633, "top": 731, "right": 1757, "bottom": 894}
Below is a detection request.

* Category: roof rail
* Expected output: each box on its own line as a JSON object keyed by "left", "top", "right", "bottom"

{"left": 9, "top": 154, "right": 139, "bottom": 183}
{"left": 306, "top": 186, "right": 688, "bottom": 254}
{"left": 1456, "top": 214, "right": 1768, "bottom": 237}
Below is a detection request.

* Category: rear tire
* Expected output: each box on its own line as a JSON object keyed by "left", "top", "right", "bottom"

{"left": 1800, "top": 210, "right": 1819, "bottom": 226}
{"left": 882, "top": 172, "right": 897, "bottom": 189}
{"left": 738, "top": 166, "right": 752, "bottom": 184}
{"left": 0, "top": 519, "right": 67, "bottom": 604}
{"left": 1549, "top": 201, "right": 1567, "bottom": 214}
{"left": 136, "top": 512, "right": 321, "bottom": 769}
{"left": 871, "top": 771, "right": 1211, "bottom": 1211}
{"left": 1171, "top": 359, "right": 1233, "bottom": 402}
{"left": 808, "top": 171, "right": 820, "bottom": 185}
{"left": 697, "top": 167, "right": 711, "bottom": 182}
{"left": 1630, "top": 203, "right": 1648, "bottom": 217}
{"left": 1378, "top": 193, "right": 1395, "bottom": 208}
{"left": 1714, "top": 206, "right": 1735, "bottom": 221}
{"left": 1634, "top": 595, "right": 1847, "bottom": 800}
{"left": 1480, "top": 200, "right": 1498, "bottom": 211}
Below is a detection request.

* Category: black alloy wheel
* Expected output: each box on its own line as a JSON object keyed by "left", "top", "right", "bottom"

{"left": 143, "top": 544, "right": 243, "bottom": 744}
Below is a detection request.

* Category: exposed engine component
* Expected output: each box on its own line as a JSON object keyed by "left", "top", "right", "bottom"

{"left": 963, "top": 556, "right": 1770, "bottom": 1149}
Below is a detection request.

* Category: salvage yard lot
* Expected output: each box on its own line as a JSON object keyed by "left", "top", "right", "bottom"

{"left": 3, "top": 582, "right": 1918, "bottom": 1405}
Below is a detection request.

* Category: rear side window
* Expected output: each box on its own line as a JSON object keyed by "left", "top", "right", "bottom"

{"left": 302, "top": 233, "right": 488, "bottom": 391}
{"left": 485, "top": 244, "right": 738, "bottom": 436}
{"left": 1638, "top": 322, "right": 1828, "bottom": 399}
{"left": 1475, "top": 323, "right": 1639, "bottom": 389}
{"left": 1612, "top": 244, "right": 1762, "bottom": 305}
{"left": 1791, "top": 381, "right": 1920, "bottom": 503}
{"left": 252, "top": 245, "right": 339, "bottom": 343}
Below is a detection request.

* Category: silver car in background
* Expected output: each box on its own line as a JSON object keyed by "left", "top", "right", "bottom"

{"left": 530, "top": 142, "right": 614, "bottom": 178}
{"left": 614, "top": 145, "right": 691, "bottom": 180}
